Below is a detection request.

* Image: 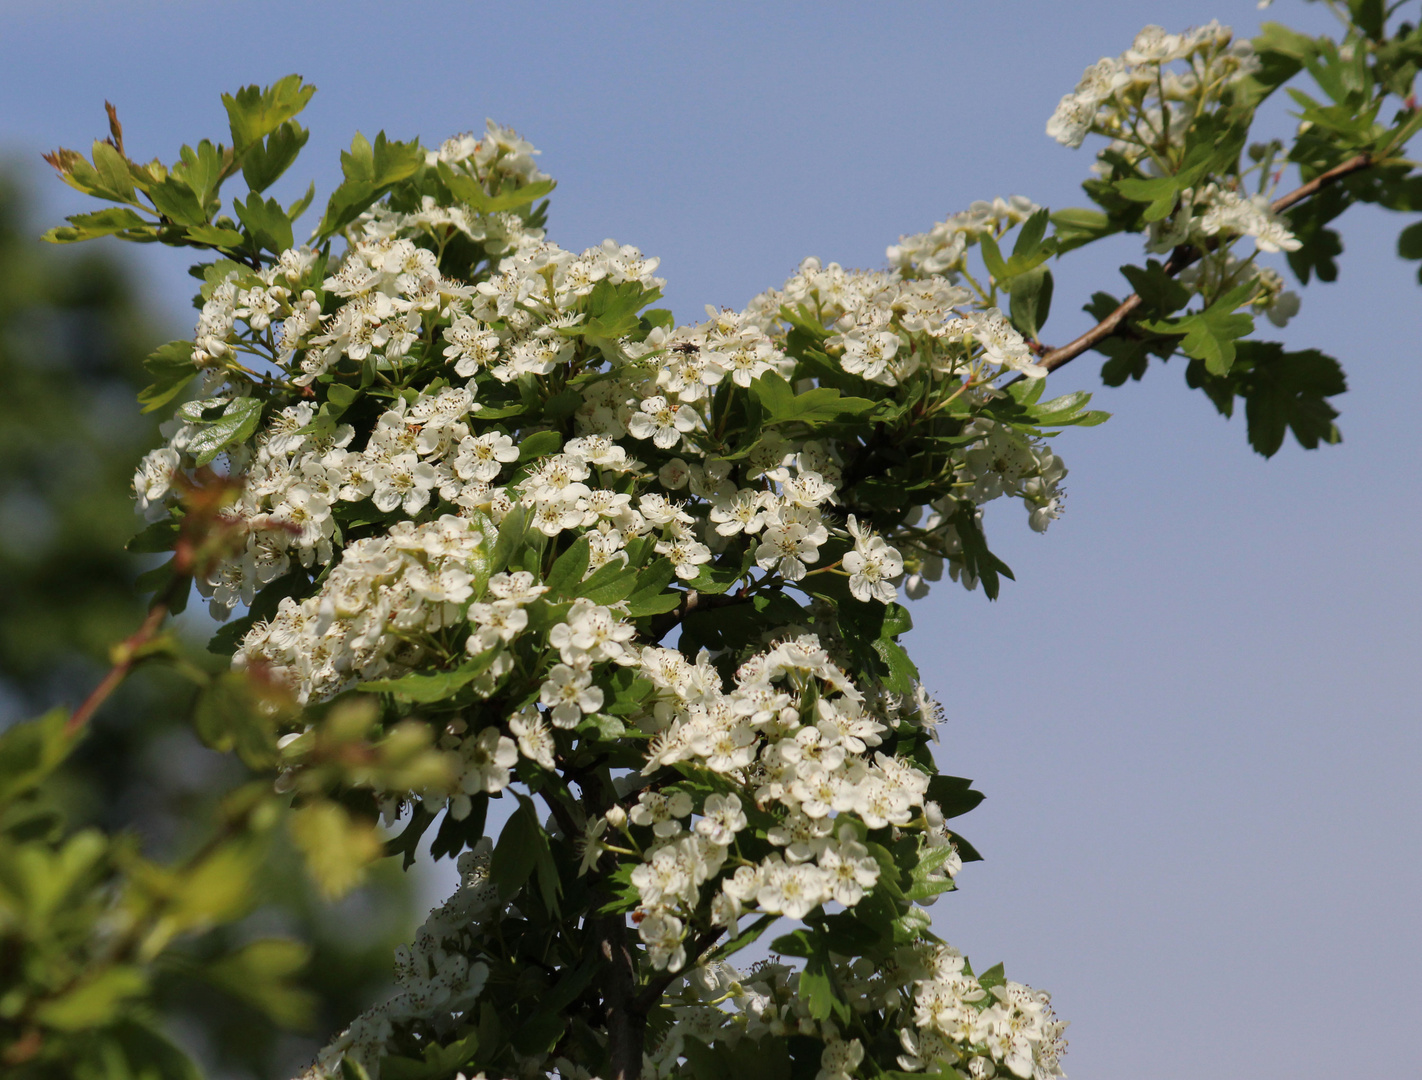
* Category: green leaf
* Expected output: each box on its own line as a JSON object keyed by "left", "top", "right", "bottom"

{"left": 951, "top": 503, "right": 1014, "bottom": 601}
{"left": 925, "top": 775, "right": 985, "bottom": 820}
{"left": 977, "top": 232, "right": 1009, "bottom": 280}
{"left": 1115, "top": 175, "right": 1181, "bottom": 223}
{"left": 204, "top": 938, "right": 316, "bottom": 1030}
{"left": 1050, "top": 206, "right": 1117, "bottom": 252}
{"left": 490, "top": 795, "right": 545, "bottom": 902}
{"left": 358, "top": 650, "right": 500, "bottom": 702}
{"left": 1231, "top": 341, "right": 1347, "bottom": 457}
{"left": 147, "top": 176, "right": 209, "bottom": 227}
{"left": 1119, "top": 260, "right": 1190, "bottom": 316}
{"left": 42, "top": 206, "right": 149, "bottom": 244}
{"left": 34, "top": 966, "right": 148, "bottom": 1030}
{"left": 977, "top": 962, "right": 1007, "bottom": 992}
{"left": 241, "top": 121, "right": 311, "bottom": 192}
{"left": 222, "top": 74, "right": 317, "bottom": 153}
{"left": 177, "top": 396, "right": 264, "bottom": 466}
{"left": 194, "top": 671, "right": 278, "bottom": 768}
{"left": 1008, "top": 266, "right": 1053, "bottom": 340}
{"left": 709, "top": 914, "right": 779, "bottom": 963}
{"left": 138, "top": 340, "right": 197, "bottom": 413}
{"left": 872, "top": 638, "right": 918, "bottom": 697}
{"left": 183, "top": 224, "right": 246, "bottom": 248}
{"left": 516, "top": 428, "right": 563, "bottom": 464}
{"left": 749, "top": 373, "right": 876, "bottom": 425}
{"left": 1011, "top": 207, "right": 1051, "bottom": 261}
{"left": 234, "top": 191, "right": 294, "bottom": 253}
{"left": 169, "top": 140, "right": 225, "bottom": 216}
{"left": 316, "top": 131, "right": 425, "bottom": 238}
{"left": 801, "top": 946, "right": 849, "bottom": 1024}
{"left": 437, "top": 161, "right": 556, "bottom": 216}
{"left": 545, "top": 535, "right": 592, "bottom": 598}
{"left": 107, "top": 1020, "right": 206, "bottom": 1080}
{"left": 576, "top": 559, "right": 642, "bottom": 605}
{"left": 624, "top": 559, "right": 680, "bottom": 617}
{"left": 430, "top": 795, "right": 488, "bottom": 861}
{"left": 90, "top": 139, "right": 136, "bottom": 202}
{"left": 1141, "top": 285, "right": 1256, "bottom": 376}
{"left": 287, "top": 180, "right": 317, "bottom": 222}
{"left": 490, "top": 503, "right": 528, "bottom": 573}
{"left": 289, "top": 800, "right": 382, "bottom": 900}
{"left": 0, "top": 708, "right": 76, "bottom": 807}
{"left": 1398, "top": 220, "right": 1422, "bottom": 261}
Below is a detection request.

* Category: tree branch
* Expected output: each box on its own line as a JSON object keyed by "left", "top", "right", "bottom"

{"left": 66, "top": 562, "right": 190, "bottom": 737}
{"left": 1033, "top": 152, "right": 1376, "bottom": 378}
{"left": 594, "top": 911, "right": 645, "bottom": 1080}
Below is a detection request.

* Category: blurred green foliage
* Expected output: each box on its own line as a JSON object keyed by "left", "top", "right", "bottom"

{"left": 0, "top": 169, "right": 418, "bottom": 1079}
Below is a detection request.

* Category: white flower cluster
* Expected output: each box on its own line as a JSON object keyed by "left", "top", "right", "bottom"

{"left": 900, "top": 947, "right": 1067, "bottom": 1080}
{"left": 588, "top": 634, "right": 944, "bottom": 970}
{"left": 127, "top": 106, "right": 1079, "bottom": 1080}
{"left": 237, "top": 515, "right": 499, "bottom": 704}
{"left": 636, "top": 939, "right": 1063, "bottom": 1080}
{"left": 1148, "top": 180, "right": 1303, "bottom": 257}
{"left": 302, "top": 841, "right": 501, "bottom": 1080}
{"left": 886, "top": 196, "right": 1040, "bottom": 281}
{"left": 745, "top": 252, "right": 1048, "bottom": 380}
{"left": 1046, "top": 21, "right": 1259, "bottom": 150}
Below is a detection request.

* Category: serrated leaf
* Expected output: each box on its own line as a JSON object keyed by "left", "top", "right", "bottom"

{"left": 358, "top": 650, "right": 499, "bottom": 702}
{"left": 1120, "top": 260, "right": 1191, "bottom": 315}
{"left": 490, "top": 795, "right": 545, "bottom": 903}
{"left": 235, "top": 191, "right": 294, "bottom": 253}
{"left": 750, "top": 373, "right": 876, "bottom": 425}
{"left": 43, "top": 206, "right": 149, "bottom": 244}
{"left": 242, "top": 121, "right": 310, "bottom": 192}
{"left": 148, "top": 176, "right": 209, "bottom": 227}
{"left": 924, "top": 775, "right": 985, "bottom": 820}
{"left": 91, "top": 139, "right": 136, "bottom": 202}
{"left": 223, "top": 74, "right": 317, "bottom": 153}
{"left": 1115, "top": 175, "right": 1181, "bottom": 223}
{"left": 515, "top": 428, "right": 563, "bottom": 463}
{"left": 137, "top": 340, "right": 197, "bottom": 413}
{"left": 1008, "top": 266, "right": 1053, "bottom": 340}
{"left": 183, "top": 224, "right": 245, "bottom": 248}
{"left": 204, "top": 938, "right": 316, "bottom": 1030}
{"left": 1235, "top": 341, "right": 1347, "bottom": 457}
{"left": 34, "top": 966, "right": 148, "bottom": 1030}
{"left": 179, "top": 396, "right": 264, "bottom": 466}
{"left": 624, "top": 558, "right": 680, "bottom": 617}
{"left": 1050, "top": 206, "right": 1116, "bottom": 252}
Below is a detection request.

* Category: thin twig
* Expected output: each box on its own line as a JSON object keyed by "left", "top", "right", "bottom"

{"left": 1032, "top": 152, "right": 1376, "bottom": 378}
{"left": 65, "top": 564, "right": 190, "bottom": 736}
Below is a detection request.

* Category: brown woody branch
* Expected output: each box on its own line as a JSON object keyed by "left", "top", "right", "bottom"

{"left": 1033, "top": 152, "right": 1376, "bottom": 378}
{"left": 65, "top": 560, "right": 191, "bottom": 737}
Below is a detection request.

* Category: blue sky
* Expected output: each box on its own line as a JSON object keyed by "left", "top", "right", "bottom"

{"left": 3, "top": 2, "right": 1418, "bottom": 1077}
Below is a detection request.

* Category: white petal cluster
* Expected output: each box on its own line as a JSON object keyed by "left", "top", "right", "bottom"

{"left": 1047, "top": 21, "right": 1259, "bottom": 150}
{"left": 237, "top": 515, "right": 500, "bottom": 704}
{"left": 613, "top": 633, "right": 945, "bottom": 968}
{"left": 899, "top": 949, "right": 1068, "bottom": 1080}
{"left": 637, "top": 941, "right": 1064, "bottom": 1080}
{"left": 887, "top": 197, "right": 1040, "bottom": 279}
{"left": 305, "top": 841, "right": 502, "bottom": 1080}
{"left": 1150, "top": 181, "right": 1303, "bottom": 257}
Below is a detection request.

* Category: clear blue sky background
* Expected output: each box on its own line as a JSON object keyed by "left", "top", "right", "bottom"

{"left": 3, "top": 1, "right": 1418, "bottom": 1077}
